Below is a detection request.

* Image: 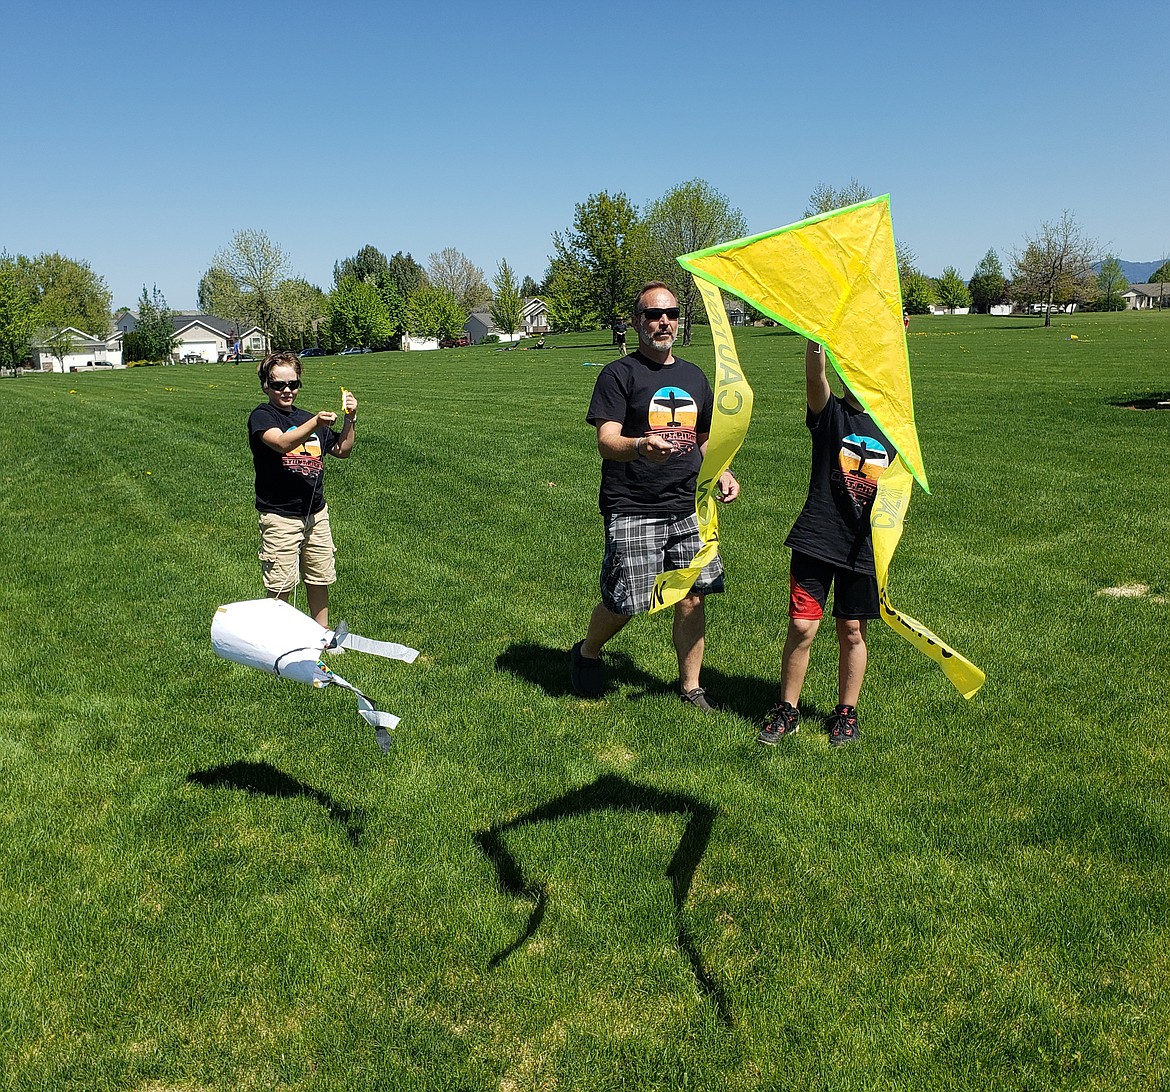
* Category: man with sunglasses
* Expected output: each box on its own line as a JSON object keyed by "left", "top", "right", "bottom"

{"left": 249, "top": 351, "right": 358, "bottom": 629}
{"left": 570, "top": 282, "right": 740, "bottom": 710}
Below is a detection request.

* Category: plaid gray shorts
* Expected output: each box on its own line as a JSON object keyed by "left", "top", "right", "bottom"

{"left": 600, "top": 512, "right": 724, "bottom": 616}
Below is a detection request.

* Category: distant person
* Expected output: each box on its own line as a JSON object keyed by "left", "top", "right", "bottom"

{"left": 569, "top": 282, "right": 740, "bottom": 711}
{"left": 757, "top": 340, "right": 894, "bottom": 747}
{"left": 613, "top": 317, "right": 628, "bottom": 352}
{"left": 249, "top": 351, "right": 357, "bottom": 630}
{"left": 903, "top": 309, "right": 910, "bottom": 331}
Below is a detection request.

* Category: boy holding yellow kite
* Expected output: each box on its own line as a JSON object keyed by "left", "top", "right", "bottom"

{"left": 758, "top": 340, "right": 894, "bottom": 747}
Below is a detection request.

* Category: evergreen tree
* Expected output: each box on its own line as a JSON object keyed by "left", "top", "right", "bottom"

{"left": 136, "top": 285, "right": 177, "bottom": 362}
{"left": 490, "top": 259, "right": 522, "bottom": 338}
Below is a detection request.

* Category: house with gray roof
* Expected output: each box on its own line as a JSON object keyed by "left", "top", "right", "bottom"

{"left": 115, "top": 311, "right": 269, "bottom": 361}
{"left": 1122, "top": 283, "right": 1169, "bottom": 310}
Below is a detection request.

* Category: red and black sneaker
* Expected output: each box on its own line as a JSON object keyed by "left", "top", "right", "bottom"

{"left": 757, "top": 700, "right": 800, "bottom": 745}
{"left": 827, "top": 704, "right": 860, "bottom": 746}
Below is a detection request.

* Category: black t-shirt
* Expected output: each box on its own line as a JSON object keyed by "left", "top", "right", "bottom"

{"left": 587, "top": 351, "right": 713, "bottom": 516}
{"left": 248, "top": 402, "right": 338, "bottom": 517}
{"left": 784, "top": 395, "right": 896, "bottom": 573}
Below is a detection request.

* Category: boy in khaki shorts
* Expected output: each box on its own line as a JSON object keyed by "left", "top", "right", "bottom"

{"left": 248, "top": 351, "right": 357, "bottom": 628}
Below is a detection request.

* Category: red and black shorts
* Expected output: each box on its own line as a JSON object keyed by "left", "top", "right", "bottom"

{"left": 789, "top": 550, "right": 880, "bottom": 621}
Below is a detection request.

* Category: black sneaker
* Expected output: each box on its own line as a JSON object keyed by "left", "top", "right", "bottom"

{"left": 827, "top": 704, "right": 860, "bottom": 746}
{"left": 680, "top": 687, "right": 719, "bottom": 713}
{"left": 757, "top": 700, "right": 800, "bottom": 745}
{"left": 570, "top": 640, "right": 604, "bottom": 697}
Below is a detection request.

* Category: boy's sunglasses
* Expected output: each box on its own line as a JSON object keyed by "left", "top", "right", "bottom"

{"left": 268, "top": 379, "right": 301, "bottom": 391}
{"left": 638, "top": 307, "right": 680, "bottom": 320}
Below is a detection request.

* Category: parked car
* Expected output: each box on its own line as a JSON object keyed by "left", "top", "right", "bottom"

{"left": 340, "top": 347, "right": 371, "bottom": 355}
{"left": 439, "top": 335, "right": 471, "bottom": 348}
{"left": 298, "top": 347, "right": 327, "bottom": 358}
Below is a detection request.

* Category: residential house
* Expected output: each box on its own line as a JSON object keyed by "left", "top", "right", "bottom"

{"left": 115, "top": 310, "right": 269, "bottom": 362}
{"left": 519, "top": 297, "right": 549, "bottom": 336}
{"left": 1122, "top": 283, "right": 1168, "bottom": 310}
{"left": 32, "top": 327, "right": 123, "bottom": 372}
{"left": 464, "top": 311, "right": 523, "bottom": 345}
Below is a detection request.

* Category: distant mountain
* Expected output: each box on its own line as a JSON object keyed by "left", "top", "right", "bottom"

{"left": 1091, "top": 259, "right": 1164, "bottom": 283}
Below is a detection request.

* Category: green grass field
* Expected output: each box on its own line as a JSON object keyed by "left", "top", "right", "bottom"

{"left": 2, "top": 311, "right": 1168, "bottom": 1091}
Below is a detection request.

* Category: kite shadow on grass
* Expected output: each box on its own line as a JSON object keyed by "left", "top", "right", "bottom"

{"left": 474, "top": 772, "right": 731, "bottom": 1026}
{"left": 495, "top": 641, "right": 775, "bottom": 722}
{"left": 187, "top": 760, "right": 366, "bottom": 847}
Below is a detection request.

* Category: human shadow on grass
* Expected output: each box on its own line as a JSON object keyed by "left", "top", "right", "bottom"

{"left": 474, "top": 772, "right": 732, "bottom": 1026}
{"left": 495, "top": 641, "right": 777, "bottom": 722}
{"left": 187, "top": 760, "right": 366, "bottom": 847}
{"left": 1110, "top": 392, "right": 1170, "bottom": 410}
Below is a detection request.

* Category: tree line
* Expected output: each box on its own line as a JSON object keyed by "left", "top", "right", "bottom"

{"left": 5, "top": 190, "right": 1168, "bottom": 371}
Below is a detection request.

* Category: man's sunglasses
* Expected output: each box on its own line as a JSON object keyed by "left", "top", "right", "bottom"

{"left": 639, "top": 307, "right": 680, "bottom": 320}
{"left": 267, "top": 379, "right": 301, "bottom": 391}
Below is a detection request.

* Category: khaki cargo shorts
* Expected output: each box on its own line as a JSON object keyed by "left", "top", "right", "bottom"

{"left": 258, "top": 506, "right": 337, "bottom": 593}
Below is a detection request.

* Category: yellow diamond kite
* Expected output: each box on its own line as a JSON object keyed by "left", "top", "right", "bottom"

{"left": 678, "top": 194, "right": 928, "bottom": 492}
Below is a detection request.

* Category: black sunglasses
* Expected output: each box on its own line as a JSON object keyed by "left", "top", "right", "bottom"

{"left": 639, "top": 307, "right": 680, "bottom": 320}
{"left": 268, "top": 379, "right": 302, "bottom": 391}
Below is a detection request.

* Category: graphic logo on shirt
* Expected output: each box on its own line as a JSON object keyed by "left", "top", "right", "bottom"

{"left": 647, "top": 386, "right": 699, "bottom": 453}
{"left": 834, "top": 433, "right": 890, "bottom": 506}
{"left": 282, "top": 429, "right": 324, "bottom": 480}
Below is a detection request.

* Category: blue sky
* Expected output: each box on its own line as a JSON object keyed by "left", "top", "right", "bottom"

{"left": 4, "top": 0, "right": 1166, "bottom": 309}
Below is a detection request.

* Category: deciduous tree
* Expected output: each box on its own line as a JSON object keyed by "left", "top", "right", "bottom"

{"left": 934, "top": 266, "right": 971, "bottom": 313}
{"left": 328, "top": 277, "right": 393, "bottom": 349}
{"left": 543, "top": 253, "right": 599, "bottom": 333}
{"left": 1150, "top": 258, "right": 1169, "bottom": 307}
{"left": 549, "top": 191, "right": 641, "bottom": 327}
{"left": 1010, "top": 211, "right": 1098, "bottom": 327}
{"left": 1095, "top": 256, "right": 1128, "bottom": 311}
{"left": 197, "top": 266, "right": 244, "bottom": 318}
{"left": 901, "top": 270, "right": 936, "bottom": 314}
{"left": 490, "top": 259, "right": 522, "bottom": 338}
{"left": 426, "top": 247, "right": 491, "bottom": 313}
{"left": 15, "top": 252, "right": 111, "bottom": 336}
{"left": 804, "top": 179, "right": 872, "bottom": 218}
{"left": 274, "top": 278, "right": 328, "bottom": 349}
{"left": 0, "top": 255, "right": 37, "bottom": 371}
{"left": 407, "top": 284, "right": 466, "bottom": 341}
{"left": 968, "top": 249, "right": 1007, "bottom": 313}
{"left": 210, "top": 229, "right": 291, "bottom": 336}
{"left": 638, "top": 179, "right": 748, "bottom": 345}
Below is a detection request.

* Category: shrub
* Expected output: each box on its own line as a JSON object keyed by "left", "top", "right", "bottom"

{"left": 482, "top": 334, "right": 499, "bottom": 344}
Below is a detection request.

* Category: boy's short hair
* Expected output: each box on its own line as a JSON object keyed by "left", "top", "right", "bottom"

{"left": 632, "top": 280, "right": 674, "bottom": 316}
{"left": 258, "top": 351, "right": 302, "bottom": 388}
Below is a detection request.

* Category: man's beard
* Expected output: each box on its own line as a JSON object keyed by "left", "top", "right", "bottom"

{"left": 641, "top": 325, "right": 675, "bottom": 352}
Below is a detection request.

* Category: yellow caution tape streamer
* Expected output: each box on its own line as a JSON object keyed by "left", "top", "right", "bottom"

{"left": 649, "top": 275, "right": 754, "bottom": 613}
{"left": 871, "top": 456, "right": 985, "bottom": 698}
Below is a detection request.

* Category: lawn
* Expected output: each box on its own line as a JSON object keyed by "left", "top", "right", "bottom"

{"left": 1, "top": 311, "right": 1168, "bottom": 1091}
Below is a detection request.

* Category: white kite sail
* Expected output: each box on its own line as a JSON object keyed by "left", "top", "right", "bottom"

{"left": 211, "top": 598, "right": 419, "bottom": 752}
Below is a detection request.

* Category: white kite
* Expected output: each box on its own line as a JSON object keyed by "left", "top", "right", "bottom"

{"left": 211, "top": 598, "right": 419, "bottom": 753}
